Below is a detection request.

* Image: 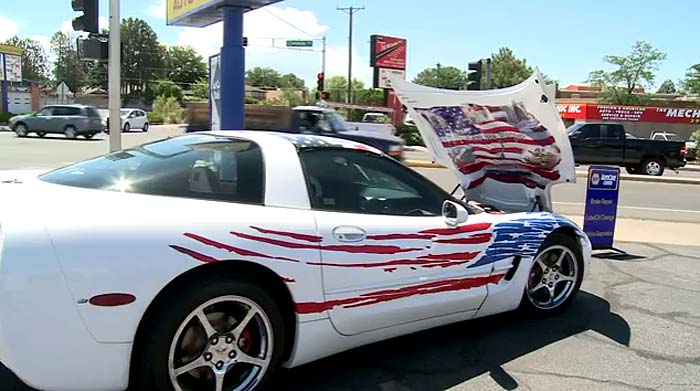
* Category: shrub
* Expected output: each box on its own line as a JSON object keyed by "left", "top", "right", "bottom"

{"left": 147, "top": 112, "right": 164, "bottom": 125}
{"left": 152, "top": 96, "right": 184, "bottom": 124}
{"left": 396, "top": 124, "right": 425, "bottom": 146}
{"left": 0, "top": 112, "right": 15, "bottom": 124}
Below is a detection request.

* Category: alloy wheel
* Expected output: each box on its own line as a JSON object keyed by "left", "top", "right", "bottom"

{"left": 526, "top": 245, "right": 579, "bottom": 310}
{"left": 168, "top": 296, "right": 273, "bottom": 391}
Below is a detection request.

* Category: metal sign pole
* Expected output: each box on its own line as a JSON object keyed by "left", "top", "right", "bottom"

{"left": 108, "top": 0, "right": 121, "bottom": 152}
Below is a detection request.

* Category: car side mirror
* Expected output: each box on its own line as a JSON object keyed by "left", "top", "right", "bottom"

{"left": 442, "top": 200, "right": 468, "bottom": 226}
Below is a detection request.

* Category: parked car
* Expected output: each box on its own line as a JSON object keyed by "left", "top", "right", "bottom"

{"left": 0, "top": 131, "right": 590, "bottom": 391}
{"left": 568, "top": 122, "right": 686, "bottom": 176}
{"left": 105, "top": 108, "right": 150, "bottom": 133}
{"left": 9, "top": 104, "right": 103, "bottom": 139}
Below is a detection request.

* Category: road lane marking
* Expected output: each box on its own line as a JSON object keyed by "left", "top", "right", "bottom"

{"left": 553, "top": 202, "right": 700, "bottom": 214}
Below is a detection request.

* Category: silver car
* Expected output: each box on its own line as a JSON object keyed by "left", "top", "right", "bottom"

{"left": 9, "top": 105, "right": 104, "bottom": 139}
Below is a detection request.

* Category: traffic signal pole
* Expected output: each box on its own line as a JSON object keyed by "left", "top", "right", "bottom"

{"left": 220, "top": 6, "right": 245, "bottom": 130}
{"left": 108, "top": 0, "right": 121, "bottom": 152}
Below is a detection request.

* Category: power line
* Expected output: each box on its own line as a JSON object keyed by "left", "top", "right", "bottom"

{"left": 261, "top": 7, "right": 345, "bottom": 55}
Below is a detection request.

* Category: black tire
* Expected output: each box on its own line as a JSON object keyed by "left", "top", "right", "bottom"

{"left": 133, "top": 276, "right": 286, "bottom": 391}
{"left": 64, "top": 126, "right": 77, "bottom": 139}
{"left": 519, "top": 232, "right": 584, "bottom": 315}
{"left": 124, "top": 122, "right": 130, "bottom": 132}
{"left": 625, "top": 166, "right": 638, "bottom": 175}
{"left": 36, "top": 132, "right": 47, "bottom": 138}
{"left": 143, "top": 122, "right": 149, "bottom": 132}
{"left": 14, "top": 123, "right": 28, "bottom": 137}
{"left": 641, "top": 158, "right": 665, "bottom": 176}
{"left": 84, "top": 133, "right": 95, "bottom": 139}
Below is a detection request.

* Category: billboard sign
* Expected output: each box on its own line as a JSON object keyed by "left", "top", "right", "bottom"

{"left": 4, "top": 54, "right": 21, "bottom": 82}
{"left": 370, "top": 35, "right": 406, "bottom": 70}
{"left": 209, "top": 54, "right": 221, "bottom": 130}
{"left": 167, "top": 0, "right": 282, "bottom": 27}
{"left": 374, "top": 67, "right": 405, "bottom": 89}
{"left": 0, "top": 54, "right": 4, "bottom": 81}
{"left": 583, "top": 166, "right": 620, "bottom": 250}
{"left": 558, "top": 103, "right": 700, "bottom": 125}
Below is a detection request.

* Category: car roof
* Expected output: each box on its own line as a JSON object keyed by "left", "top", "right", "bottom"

{"left": 204, "top": 130, "right": 383, "bottom": 155}
{"left": 44, "top": 104, "right": 91, "bottom": 108}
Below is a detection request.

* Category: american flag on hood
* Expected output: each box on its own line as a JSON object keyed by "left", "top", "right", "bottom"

{"left": 415, "top": 103, "right": 561, "bottom": 190}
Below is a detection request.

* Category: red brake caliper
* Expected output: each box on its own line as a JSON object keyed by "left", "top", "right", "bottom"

{"left": 239, "top": 328, "right": 253, "bottom": 354}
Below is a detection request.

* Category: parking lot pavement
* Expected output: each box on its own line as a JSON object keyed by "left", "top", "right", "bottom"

{"left": 2, "top": 243, "right": 698, "bottom": 390}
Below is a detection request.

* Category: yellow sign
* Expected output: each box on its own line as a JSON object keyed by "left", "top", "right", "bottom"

{"left": 167, "top": 0, "right": 219, "bottom": 24}
{"left": 0, "top": 44, "right": 22, "bottom": 56}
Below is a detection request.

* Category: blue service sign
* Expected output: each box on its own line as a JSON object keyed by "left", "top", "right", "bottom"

{"left": 583, "top": 166, "right": 620, "bottom": 250}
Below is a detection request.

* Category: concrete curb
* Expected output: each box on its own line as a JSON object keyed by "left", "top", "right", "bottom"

{"left": 683, "top": 165, "right": 700, "bottom": 172}
{"left": 405, "top": 159, "right": 700, "bottom": 186}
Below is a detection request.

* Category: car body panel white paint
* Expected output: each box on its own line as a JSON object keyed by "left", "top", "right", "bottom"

{"left": 0, "top": 133, "right": 590, "bottom": 391}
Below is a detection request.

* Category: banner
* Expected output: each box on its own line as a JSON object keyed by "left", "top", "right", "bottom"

{"left": 558, "top": 103, "right": 700, "bottom": 125}
{"left": 5, "top": 55, "right": 21, "bottom": 82}
{"left": 0, "top": 54, "right": 4, "bottom": 81}
{"left": 391, "top": 71, "right": 575, "bottom": 212}
{"left": 209, "top": 54, "right": 221, "bottom": 130}
{"left": 583, "top": 166, "right": 620, "bottom": 249}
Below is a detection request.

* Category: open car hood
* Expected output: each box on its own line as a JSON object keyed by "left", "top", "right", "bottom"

{"left": 390, "top": 71, "right": 575, "bottom": 213}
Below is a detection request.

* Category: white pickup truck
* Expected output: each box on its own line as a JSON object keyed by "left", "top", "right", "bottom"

{"left": 346, "top": 112, "right": 396, "bottom": 136}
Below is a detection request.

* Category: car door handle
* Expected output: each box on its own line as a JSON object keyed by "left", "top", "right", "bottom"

{"left": 332, "top": 226, "right": 367, "bottom": 242}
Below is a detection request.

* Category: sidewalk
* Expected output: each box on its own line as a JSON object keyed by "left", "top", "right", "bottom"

{"left": 564, "top": 215, "right": 700, "bottom": 247}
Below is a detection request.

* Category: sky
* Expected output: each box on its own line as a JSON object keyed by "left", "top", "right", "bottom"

{"left": 0, "top": 0, "right": 697, "bottom": 90}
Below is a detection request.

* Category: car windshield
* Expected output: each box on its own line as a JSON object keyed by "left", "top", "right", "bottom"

{"left": 665, "top": 134, "right": 683, "bottom": 141}
{"left": 566, "top": 123, "right": 583, "bottom": 135}
{"left": 120, "top": 109, "right": 131, "bottom": 116}
{"left": 39, "top": 134, "right": 265, "bottom": 204}
{"left": 325, "top": 111, "right": 348, "bottom": 131}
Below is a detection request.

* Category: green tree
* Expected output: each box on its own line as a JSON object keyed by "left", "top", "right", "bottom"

{"left": 3, "top": 36, "right": 49, "bottom": 82}
{"left": 488, "top": 47, "right": 533, "bottom": 89}
{"left": 324, "top": 76, "right": 364, "bottom": 102}
{"left": 51, "top": 31, "right": 85, "bottom": 93}
{"left": 121, "top": 18, "right": 165, "bottom": 94}
{"left": 587, "top": 41, "right": 667, "bottom": 104}
{"left": 246, "top": 67, "right": 281, "bottom": 87}
{"left": 683, "top": 64, "right": 700, "bottom": 95}
{"left": 191, "top": 78, "right": 209, "bottom": 100}
{"left": 270, "top": 90, "right": 304, "bottom": 107}
{"left": 413, "top": 65, "right": 466, "bottom": 90}
{"left": 355, "top": 88, "right": 385, "bottom": 105}
{"left": 166, "top": 45, "right": 207, "bottom": 87}
{"left": 153, "top": 80, "right": 183, "bottom": 101}
{"left": 152, "top": 95, "right": 184, "bottom": 124}
{"left": 85, "top": 61, "right": 108, "bottom": 90}
{"left": 279, "top": 73, "right": 305, "bottom": 89}
{"left": 656, "top": 79, "right": 676, "bottom": 94}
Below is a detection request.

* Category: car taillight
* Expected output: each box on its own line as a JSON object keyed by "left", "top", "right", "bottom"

{"left": 681, "top": 147, "right": 687, "bottom": 156}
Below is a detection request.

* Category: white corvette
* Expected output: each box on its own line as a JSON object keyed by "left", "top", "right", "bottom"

{"left": 0, "top": 131, "right": 591, "bottom": 391}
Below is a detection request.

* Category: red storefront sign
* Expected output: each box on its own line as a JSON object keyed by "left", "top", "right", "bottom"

{"left": 370, "top": 35, "right": 407, "bottom": 70}
{"left": 557, "top": 103, "right": 700, "bottom": 125}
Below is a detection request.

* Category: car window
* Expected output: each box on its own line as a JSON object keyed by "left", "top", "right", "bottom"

{"left": 85, "top": 107, "right": 101, "bottom": 118}
{"left": 53, "top": 107, "right": 82, "bottom": 116}
{"left": 602, "top": 125, "right": 623, "bottom": 139}
{"left": 299, "top": 148, "right": 450, "bottom": 216}
{"left": 666, "top": 134, "right": 683, "bottom": 141}
{"left": 652, "top": 134, "right": 664, "bottom": 140}
{"left": 36, "top": 107, "right": 54, "bottom": 116}
{"left": 40, "top": 135, "right": 265, "bottom": 205}
{"left": 578, "top": 124, "right": 601, "bottom": 139}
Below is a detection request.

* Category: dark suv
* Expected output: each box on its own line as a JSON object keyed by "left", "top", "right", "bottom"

{"left": 9, "top": 105, "right": 104, "bottom": 139}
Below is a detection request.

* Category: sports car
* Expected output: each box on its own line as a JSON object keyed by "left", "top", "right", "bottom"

{"left": 0, "top": 131, "right": 591, "bottom": 391}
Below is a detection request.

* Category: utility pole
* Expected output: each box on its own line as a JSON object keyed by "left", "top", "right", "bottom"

{"left": 321, "top": 35, "right": 326, "bottom": 78}
{"left": 338, "top": 6, "right": 364, "bottom": 103}
{"left": 436, "top": 62, "right": 442, "bottom": 88}
{"left": 108, "top": 0, "right": 121, "bottom": 152}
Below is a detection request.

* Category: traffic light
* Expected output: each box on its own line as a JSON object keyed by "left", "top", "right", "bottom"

{"left": 467, "top": 61, "right": 482, "bottom": 91}
{"left": 72, "top": 0, "right": 99, "bottom": 33}
{"left": 321, "top": 91, "right": 329, "bottom": 100}
{"left": 316, "top": 72, "right": 325, "bottom": 92}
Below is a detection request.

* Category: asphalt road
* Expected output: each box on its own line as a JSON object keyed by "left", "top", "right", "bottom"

{"left": 1, "top": 128, "right": 698, "bottom": 224}
{"left": 2, "top": 242, "right": 699, "bottom": 390}
{"left": 415, "top": 167, "right": 700, "bottom": 224}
